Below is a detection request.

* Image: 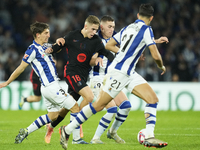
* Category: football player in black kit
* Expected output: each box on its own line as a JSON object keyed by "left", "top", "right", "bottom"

{"left": 44, "top": 15, "right": 115, "bottom": 144}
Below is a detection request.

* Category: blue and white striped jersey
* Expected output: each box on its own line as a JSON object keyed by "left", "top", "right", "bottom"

{"left": 89, "top": 30, "right": 115, "bottom": 79}
{"left": 110, "top": 19, "right": 155, "bottom": 75}
{"left": 22, "top": 40, "right": 58, "bottom": 86}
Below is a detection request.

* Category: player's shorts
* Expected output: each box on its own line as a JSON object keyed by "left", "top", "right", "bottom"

{"left": 41, "top": 81, "right": 76, "bottom": 112}
{"left": 64, "top": 72, "right": 87, "bottom": 101}
{"left": 89, "top": 76, "right": 104, "bottom": 99}
{"left": 103, "top": 69, "right": 147, "bottom": 98}
{"left": 30, "top": 70, "right": 41, "bottom": 96}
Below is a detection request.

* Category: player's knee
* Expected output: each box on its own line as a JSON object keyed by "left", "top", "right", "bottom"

{"left": 119, "top": 100, "right": 132, "bottom": 111}
{"left": 147, "top": 95, "right": 159, "bottom": 104}
{"left": 48, "top": 112, "right": 59, "bottom": 121}
{"left": 86, "top": 95, "right": 94, "bottom": 103}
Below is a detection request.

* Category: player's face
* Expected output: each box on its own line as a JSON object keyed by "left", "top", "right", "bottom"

{"left": 86, "top": 24, "right": 99, "bottom": 39}
{"left": 101, "top": 21, "right": 115, "bottom": 39}
{"left": 38, "top": 29, "right": 50, "bottom": 44}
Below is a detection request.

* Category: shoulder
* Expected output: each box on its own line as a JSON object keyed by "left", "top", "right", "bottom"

{"left": 93, "top": 34, "right": 102, "bottom": 42}
{"left": 64, "top": 30, "right": 80, "bottom": 39}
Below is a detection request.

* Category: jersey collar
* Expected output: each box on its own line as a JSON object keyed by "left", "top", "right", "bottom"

{"left": 135, "top": 19, "right": 145, "bottom": 24}
{"left": 33, "top": 40, "right": 41, "bottom": 46}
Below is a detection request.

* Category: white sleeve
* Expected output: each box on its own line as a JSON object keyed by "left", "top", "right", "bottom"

{"left": 113, "top": 31, "right": 121, "bottom": 45}
{"left": 143, "top": 27, "right": 155, "bottom": 46}
{"left": 22, "top": 48, "right": 36, "bottom": 64}
{"left": 113, "top": 26, "right": 127, "bottom": 45}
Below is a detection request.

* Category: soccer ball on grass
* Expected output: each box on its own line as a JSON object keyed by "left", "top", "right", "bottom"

{"left": 137, "top": 128, "right": 146, "bottom": 144}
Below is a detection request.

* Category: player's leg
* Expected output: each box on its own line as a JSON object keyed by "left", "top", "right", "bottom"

{"left": 45, "top": 108, "right": 68, "bottom": 143}
{"left": 65, "top": 74, "right": 89, "bottom": 144}
{"left": 79, "top": 86, "right": 94, "bottom": 109}
{"left": 130, "top": 74, "right": 167, "bottom": 148}
{"left": 107, "top": 91, "right": 131, "bottom": 143}
{"left": 60, "top": 90, "right": 114, "bottom": 147}
{"left": 91, "top": 99, "right": 117, "bottom": 144}
{"left": 60, "top": 71, "right": 125, "bottom": 148}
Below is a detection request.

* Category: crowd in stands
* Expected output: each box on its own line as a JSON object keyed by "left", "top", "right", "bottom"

{"left": 0, "top": 0, "right": 200, "bottom": 82}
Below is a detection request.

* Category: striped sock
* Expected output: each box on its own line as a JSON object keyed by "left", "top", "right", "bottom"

{"left": 92, "top": 106, "right": 117, "bottom": 140}
{"left": 110, "top": 100, "right": 131, "bottom": 133}
{"left": 145, "top": 103, "right": 157, "bottom": 139}
{"left": 65, "top": 103, "right": 96, "bottom": 135}
{"left": 27, "top": 114, "right": 51, "bottom": 134}
{"left": 70, "top": 113, "right": 80, "bottom": 140}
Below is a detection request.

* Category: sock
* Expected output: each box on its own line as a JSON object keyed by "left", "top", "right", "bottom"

{"left": 27, "top": 114, "right": 51, "bottom": 134}
{"left": 51, "top": 115, "right": 64, "bottom": 128}
{"left": 110, "top": 100, "right": 131, "bottom": 133}
{"left": 24, "top": 98, "right": 27, "bottom": 102}
{"left": 70, "top": 113, "right": 80, "bottom": 140}
{"left": 92, "top": 106, "right": 117, "bottom": 140}
{"left": 65, "top": 103, "right": 96, "bottom": 135}
{"left": 144, "top": 103, "right": 157, "bottom": 139}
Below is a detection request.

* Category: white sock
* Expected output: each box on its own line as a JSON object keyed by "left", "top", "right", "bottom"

{"left": 27, "top": 114, "right": 51, "bottom": 134}
{"left": 70, "top": 113, "right": 80, "bottom": 140}
{"left": 92, "top": 106, "right": 117, "bottom": 140}
{"left": 110, "top": 100, "right": 131, "bottom": 133}
{"left": 144, "top": 103, "right": 157, "bottom": 139}
{"left": 65, "top": 103, "right": 96, "bottom": 135}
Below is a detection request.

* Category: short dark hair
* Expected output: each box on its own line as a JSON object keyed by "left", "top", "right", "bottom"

{"left": 85, "top": 15, "right": 100, "bottom": 25}
{"left": 30, "top": 22, "right": 49, "bottom": 38}
{"left": 100, "top": 15, "right": 114, "bottom": 22}
{"left": 139, "top": 3, "right": 154, "bottom": 18}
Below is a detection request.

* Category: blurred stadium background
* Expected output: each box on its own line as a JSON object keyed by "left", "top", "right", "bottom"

{"left": 0, "top": 0, "right": 200, "bottom": 111}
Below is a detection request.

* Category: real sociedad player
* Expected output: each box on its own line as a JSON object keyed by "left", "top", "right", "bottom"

{"left": 0, "top": 21, "right": 79, "bottom": 144}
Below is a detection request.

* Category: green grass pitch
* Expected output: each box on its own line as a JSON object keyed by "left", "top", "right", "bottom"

{"left": 0, "top": 110, "right": 199, "bottom": 150}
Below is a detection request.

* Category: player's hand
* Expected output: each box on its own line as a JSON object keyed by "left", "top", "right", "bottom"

{"left": 158, "top": 66, "right": 166, "bottom": 75}
{"left": 45, "top": 47, "right": 53, "bottom": 54}
{"left": 139, "top": 53, "right": 145, "bottom": 61}
{"left": 156, "top": 36, "right": 169, "bottom": 44}
{"left": 56, "top": 38, "right": 65, "bottom": 46}
{"left": 95, "top": 57, "right": 103, "bottom": 67}
{"left": 0, "top": 82, "right": 8, "bottom": 88}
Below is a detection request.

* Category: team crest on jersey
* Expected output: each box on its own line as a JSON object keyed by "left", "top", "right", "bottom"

{"left": 77, "top": 81, "right": 82, "bottom": 86}
{"left": 80, "top": 43, "right": 86, "bottom": 49}
{"left": 77, "top": 53, "right": 86, "bottom": 62}
{"left": 23, "top": 54, "right": 29, "bottom": 59}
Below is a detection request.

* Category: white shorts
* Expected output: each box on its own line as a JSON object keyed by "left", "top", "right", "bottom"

{"left": 89, "top": 76, "right": 104, "bottom": 99}
{"left": 41, "top": 81, "right": 76, "bottom": 112}
{"left": 103, "top": 69, "right": 147, "bottom": 98}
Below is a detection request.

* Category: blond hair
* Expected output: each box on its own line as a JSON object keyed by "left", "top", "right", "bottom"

{"left": 85, "top": 15, "right": 100, "bottom": 25}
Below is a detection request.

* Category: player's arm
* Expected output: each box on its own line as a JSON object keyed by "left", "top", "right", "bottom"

{"left": 105, "top": 38, "right": 119, "bottom": 53}
{"left": 0, "top": 61, "right": 29, "bottom": 88}
{"left": 154, "top": 36, "right": 169, "bottom": 44}
{"left": 148, "top": 44, "right": 166, "bottom": 75}
{"left": 89, "top": 53, "right": 103, "bottom": 67}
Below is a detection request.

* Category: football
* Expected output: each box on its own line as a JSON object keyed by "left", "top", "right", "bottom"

{"left": 137, "top": 128, "right": 146, "bottom": 144}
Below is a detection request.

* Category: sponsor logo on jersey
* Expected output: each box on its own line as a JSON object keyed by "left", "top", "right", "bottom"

{"left": 77, "top": 53, "right": 86, "bottom": 62}
{"left": 23, "top": 54, "right": 29, "bottom": 59}
{"left": 73, "top": 39, "right": 79, "bottom": 42}
{"left": 42, "top": 54, "right": 46, "bottom": 58}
